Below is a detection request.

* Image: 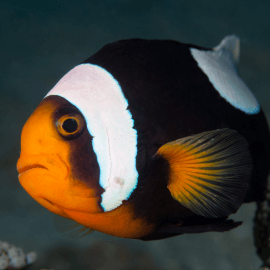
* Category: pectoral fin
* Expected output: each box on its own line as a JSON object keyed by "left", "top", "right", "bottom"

{"left": 52, "top": 214, "right": 94, "bottom": 238}
{"left": 156, "top": 129, "right": 252, "bottom": 218}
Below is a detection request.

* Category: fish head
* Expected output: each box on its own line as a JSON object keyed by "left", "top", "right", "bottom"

{"left": 17, "top": 95, "right": 104, "bottom": 217}
{"left": 16, "top": 63, "right": 141, "bottom": 238}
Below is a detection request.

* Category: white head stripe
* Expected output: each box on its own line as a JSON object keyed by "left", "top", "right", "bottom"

{"left": 190, "top": 46, "right": 260, "bottom": 114}
{"left": 46, "top": 64, "right": 138, "bottom": 211}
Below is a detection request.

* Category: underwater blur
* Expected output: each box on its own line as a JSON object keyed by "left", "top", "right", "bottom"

{"left": 1, "top": 0, "right": 270, "bottom": 269}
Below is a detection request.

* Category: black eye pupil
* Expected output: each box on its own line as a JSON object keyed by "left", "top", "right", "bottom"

{"left": 62, "top": 118, "right": 78, "bottom": 133}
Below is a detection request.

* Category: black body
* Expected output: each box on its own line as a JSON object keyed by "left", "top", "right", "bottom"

{"left": 83, "top": 39, "right": 270, "bottom": 236}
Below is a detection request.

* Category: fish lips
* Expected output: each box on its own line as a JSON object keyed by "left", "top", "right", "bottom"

{"left": 17, "top": 164, "right": 48, "bottom": 176}
{"left": 17, "top": 155, "right": 104, "bottom": 214}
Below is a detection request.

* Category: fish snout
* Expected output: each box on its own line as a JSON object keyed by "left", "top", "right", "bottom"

{"left": 17, "top": 153, "right": 69, "bottom": 180}
{"left": 17, "top": 154, "right": 104, "bottom": 214}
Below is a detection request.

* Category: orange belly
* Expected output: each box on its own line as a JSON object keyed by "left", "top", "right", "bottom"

{"left": 61, "top": 202, "right": 155, "bottom": 239}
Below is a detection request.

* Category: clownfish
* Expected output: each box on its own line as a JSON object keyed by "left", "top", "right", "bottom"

{"left": 17, "top": 35, "right": 270, "bottom": 241}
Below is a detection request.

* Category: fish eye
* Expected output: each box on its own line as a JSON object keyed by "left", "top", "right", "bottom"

{"left": 56, "top": 114, "right": 85, "bottom": 139}
{"left": 63, "top": 118, "right": 78, "bottom": 133}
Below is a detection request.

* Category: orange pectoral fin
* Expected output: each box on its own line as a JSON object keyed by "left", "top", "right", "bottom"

{"left": 52, "top": 214, "right": 94, "bottom": 238}
{"left": 156, "top": 129, "right": 252, "bottom": 218}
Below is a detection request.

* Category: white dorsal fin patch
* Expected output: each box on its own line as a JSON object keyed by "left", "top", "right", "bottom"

{"left": 46, "top": 64, "right": 138, "bottom": 212}
{"left": 213, "top": 35, "right": 240, "bottom": 64}
{"left": 190, "top": 35, "right": 260, "bottom": 114}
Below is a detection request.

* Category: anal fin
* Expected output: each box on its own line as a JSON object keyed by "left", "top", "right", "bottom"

{"left": 140, "top": 219, "right": 242, "bottom": 241}
{"left": 159, "top": 219, "right": 242, "bottom": 234}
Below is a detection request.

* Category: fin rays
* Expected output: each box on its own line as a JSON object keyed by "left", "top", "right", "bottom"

{"left": 157, "top": 129, "right": 252, "bottom": 218}
{"left": 52, "top": 215, "right": 94, "bottom": 238}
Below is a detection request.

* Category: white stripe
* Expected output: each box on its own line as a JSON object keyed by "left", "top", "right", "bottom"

{"left": 46, "top": 64, "right": 138, "bottom": 212}
{"left": 190, "top": 48, "right": 260, "bottom": 114}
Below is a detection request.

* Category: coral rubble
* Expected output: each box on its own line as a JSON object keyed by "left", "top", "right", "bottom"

{"left": 0, "top": 241, "right": 36, "bottom": 270}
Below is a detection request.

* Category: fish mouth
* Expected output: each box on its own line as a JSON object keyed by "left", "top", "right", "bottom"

{"left": 17, "top": 164, "right": 48, "bottom": 176}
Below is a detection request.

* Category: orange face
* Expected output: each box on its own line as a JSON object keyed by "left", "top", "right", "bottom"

{"left": 17, "top": 96, "right": 154, "bottom": 238}
{"left": 17, "top": 96, "right": 104, "bottom": 215}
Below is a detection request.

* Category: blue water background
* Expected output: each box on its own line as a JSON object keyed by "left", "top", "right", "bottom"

{"left": 0, "top": 0, "right": 269, "bottom": 269}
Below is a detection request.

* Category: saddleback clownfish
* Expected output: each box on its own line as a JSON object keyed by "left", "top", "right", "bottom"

{"left": 17, "top": 35, "right": 270, "bottom": 240}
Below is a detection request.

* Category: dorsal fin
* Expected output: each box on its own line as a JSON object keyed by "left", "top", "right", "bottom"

{"left": 156, "top": 129, "right": 252, "bottom": 218}
{"left": 190, "top": 36, "right": 260, "bottom": 114}
{"left": 213, "top": 35, "right": 240, "bottom": 65}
